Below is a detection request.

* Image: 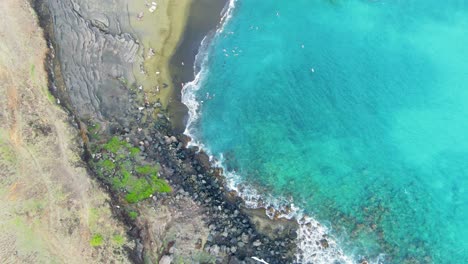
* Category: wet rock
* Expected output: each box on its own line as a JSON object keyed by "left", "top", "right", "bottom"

{"left": 178, "top": 134, "right": 191, "bottom": 146}
{"left": 319, "top": 238, "right": 329, "bottom": 248}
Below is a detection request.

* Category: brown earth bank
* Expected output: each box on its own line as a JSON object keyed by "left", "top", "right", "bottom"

{"left": 0, "top": 0, "right": 131, "bottom": 262}
{"left": 29, "top": 0, "right": 300, "bottom": 263}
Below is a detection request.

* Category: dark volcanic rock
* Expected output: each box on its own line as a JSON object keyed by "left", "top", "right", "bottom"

{"left": 320, "top": 238, "right": 329, "bottom": 249}
{"left": 41, "top": 0, "right": 139, "bottom": 122}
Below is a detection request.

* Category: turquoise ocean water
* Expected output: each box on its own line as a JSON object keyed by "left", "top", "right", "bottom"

{"left": 184, "top": 1, "right": 468, "bottom": 262}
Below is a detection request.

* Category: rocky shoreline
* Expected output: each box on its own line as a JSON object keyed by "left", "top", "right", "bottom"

{"left": 32, "top": 0, "right": 299, "bottom": 263}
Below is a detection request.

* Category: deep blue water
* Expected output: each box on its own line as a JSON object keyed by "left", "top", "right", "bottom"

{"left": 186, "top": 1, "right": 468, "bottom": 262}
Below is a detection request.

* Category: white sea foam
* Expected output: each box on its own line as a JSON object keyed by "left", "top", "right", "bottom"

{"left": 181, "top": 1, "right": 365, "bottom": 263}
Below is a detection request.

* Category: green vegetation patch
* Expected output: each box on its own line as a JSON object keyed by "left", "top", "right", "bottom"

{"left": 45, "top": 89, "right": 56, "bottom": 104}
{"left": 91, "top": 136, "right": 171, "bottom": 204}
{"left": 128, "top": 211, "right": 138, "bottom": 220}
{"left": 87, "top": 122, "right": 101, "bottom": 140}
{"left": 100, "top": 159, "right": 116, "bottom": 171}
{"left": 90, "top": 234, "right": 104, "bottom": 247}
{"left": 124, "top": 175, "right": 171, "bottom": 203}
{"left": 112, "top": 234, "right": 125, "bottom": 246}
{"left": 135, "top": 165, "right": 156, "bottom": 175}
{"left": 129, "top": 147, "right": 141, "bottom": 157}
{"left": 103, "top": 136, "right": 130, "bottom": 154}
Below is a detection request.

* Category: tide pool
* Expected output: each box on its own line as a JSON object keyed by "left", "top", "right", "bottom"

{"left": 185, "top": 0, "right": 468, "bottom": 262}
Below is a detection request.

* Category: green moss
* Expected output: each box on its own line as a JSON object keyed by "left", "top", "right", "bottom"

{"left": 91, "top": 136, "right": 171, "bottom": 204}
{"left": 120, "top": 160, "right": 133, "bottom": 171}
{"left": 150, "top": 175, "right": 171, "bottom": 193}
{"left": 125, "top": 178, "right": 154, "bottom": 203}
{"left": 128, "top": 211, "right": 138, "bottom": 220}
{"left": 112, "top": 234, "right": 125, "bottom": 246}
{"left": 112, "top": 169, "right": 130, "bottom": 189}
{"left": 90, "top": 234, "right": 104, "bottom": 247}
{"left": 103, "top": 137, "right": 129, "bottom": 154}
{"left": 87, "top": 123, "right": 101, "bottom": 140}
{"left": 125, "top": 179, "right": 150, "bottom": 204}
{"left": 100, "top": 159, "right": 115, "bottom": 171}
{"left": 112, "top": 177, "right": 123, "bottom": 189}
{"left": 45, "top": 89, "right": 56, "bottom": 104}
{"left": 88, "top": 123, "right": 100, "bottom": 133}
{"left": 129, "top": 147, "right": 141, "bottom": 157}
{"left": 125, "top": 175, "right": 170, "bottom": 204}
{"left": 135, "top": 165, "right": 157, "bottom": 175}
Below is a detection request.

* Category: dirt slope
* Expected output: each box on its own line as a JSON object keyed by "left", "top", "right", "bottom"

{"left": 0, "top": 0, "right": 132, "bottom": 263}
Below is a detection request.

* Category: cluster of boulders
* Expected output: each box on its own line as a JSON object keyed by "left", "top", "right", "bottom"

{"left": 102, "top": 90, "right": 298, "bottom": 263}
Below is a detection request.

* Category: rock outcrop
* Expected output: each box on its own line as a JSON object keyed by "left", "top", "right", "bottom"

{"left": 40, "top": 0, "right": 139, "bottom": 122}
